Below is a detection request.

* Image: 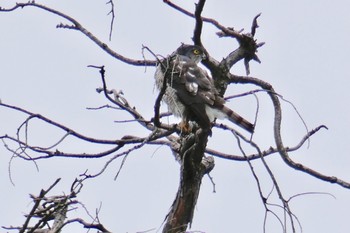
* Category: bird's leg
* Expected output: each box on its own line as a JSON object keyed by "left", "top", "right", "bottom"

{"left": 179, "top": 118, "right": 192, "bottom": 135}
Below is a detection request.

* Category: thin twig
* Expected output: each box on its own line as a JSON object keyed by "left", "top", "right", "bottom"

{"left": 106, "top": 0, "right": 115, "bottom": 41}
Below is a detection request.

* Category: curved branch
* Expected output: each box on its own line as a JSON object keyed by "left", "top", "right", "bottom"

{"left": 207, "top": 124, "right": 327, "bottom": 161}
{"left": 0, "top": 102, "right": 119, "bottom": 145}
{"left": 1, "top": 129, "right": 174, "bottom": 160}
{"left": 64, "top": 218, "right": 111, "bottom": 233}
{"left": 0, "top": 2, "right": 156, "bottom": 66}
{"left": 1, "top": 134, "right": 123, "bottom": 159}
{"left": 229, "top": 74, "right": 350, "bottom": 189}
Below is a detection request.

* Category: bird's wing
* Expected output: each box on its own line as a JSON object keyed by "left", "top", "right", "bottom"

{"left": 177, "top": 60, "right": 217, "bottom": 105}
{"left": 165, "top": 59, "right": 215, "bottom": 128}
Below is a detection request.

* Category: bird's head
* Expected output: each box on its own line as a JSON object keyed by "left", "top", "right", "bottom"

{"left": 175, "top": 44, "right": 206, "bottom": 64}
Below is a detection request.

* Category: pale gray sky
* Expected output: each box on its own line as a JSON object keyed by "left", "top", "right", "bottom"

{"left": 1, "top": 1, "right": 350, "bottom": 232}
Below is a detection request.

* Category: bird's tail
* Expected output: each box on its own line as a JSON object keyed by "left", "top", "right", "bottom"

{"left": 222, "top": 105, "right": 255, "bottom": 133}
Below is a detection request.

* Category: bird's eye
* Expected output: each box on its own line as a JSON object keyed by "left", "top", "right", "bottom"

{"left": 193, "top": 49, "right": 201, "bottom": 55}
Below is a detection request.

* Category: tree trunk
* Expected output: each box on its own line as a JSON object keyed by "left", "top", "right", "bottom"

{"left": 163, "top": 129, "right": 212, "bottom": 233}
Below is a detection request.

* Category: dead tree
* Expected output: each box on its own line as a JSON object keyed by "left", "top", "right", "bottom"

{"left": 1, "top": 1, "right": 349, "bottom": 232}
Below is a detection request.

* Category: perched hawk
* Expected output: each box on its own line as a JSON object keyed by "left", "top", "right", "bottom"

{"left": 154, "top": 44, "right": 254, "bottom": 133}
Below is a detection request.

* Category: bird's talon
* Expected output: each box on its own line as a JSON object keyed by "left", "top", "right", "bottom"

{"left": 179, "top": 121, "right": 192, "bottom": 134}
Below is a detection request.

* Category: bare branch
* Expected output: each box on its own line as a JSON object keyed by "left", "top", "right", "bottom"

{"left": 0, "top": 102, "right": 121, "bottom": 145}
{"left": 207, "top": 122, "right": 327, "bottom": 164}
{"left": 231, "top": 128, "right": 297, "bottom": 231}
{"left": 163, "top": 0, "right": 243, "bottom": 40}
{"left": 63, "top": 218, "right": 111, "bottom": 232}
{"left": 225, "top": 88, "right": 312, "bottom": 147}
{"left": 0, "top": 2, "right": 156, "bottom": 66}
{"left": 1, "top": 129, "right": 176, "bottom": 161}
{"left": 227, "top": 74, "right": 350, "bottom": 189}
{"left": 86, "top": 104, "right": 121, "bottom": 111}
{"left": 90, "top": 65, "right": 179, "bottom": 133}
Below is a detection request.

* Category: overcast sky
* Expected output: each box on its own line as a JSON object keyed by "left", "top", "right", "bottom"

{"left": 1, "top": 0, "right": 350, "bottom": 232}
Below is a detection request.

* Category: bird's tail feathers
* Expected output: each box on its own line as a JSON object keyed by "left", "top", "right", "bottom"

{"left": 222, "top": 106, "right": 254, "bottom": 133}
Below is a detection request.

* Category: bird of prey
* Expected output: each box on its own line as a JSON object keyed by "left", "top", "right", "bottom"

{"left": 154, "top": 44, "right": 254, "bottom": 133}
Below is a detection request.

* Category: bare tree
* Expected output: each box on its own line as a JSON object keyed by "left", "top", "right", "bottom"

{"left": 1, "top": 1, "right": 349, "bottom": 232}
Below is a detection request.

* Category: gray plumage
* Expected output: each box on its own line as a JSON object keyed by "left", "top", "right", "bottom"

{"left": 154, "top": 44, "right": 254, "bottom": 133}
